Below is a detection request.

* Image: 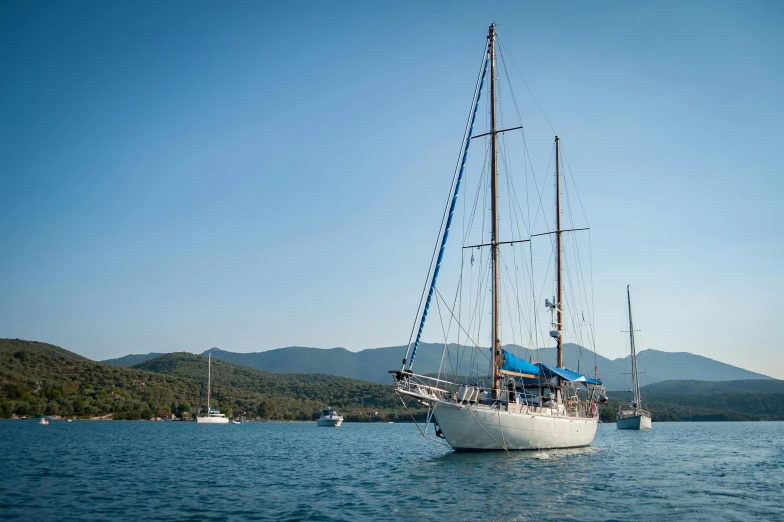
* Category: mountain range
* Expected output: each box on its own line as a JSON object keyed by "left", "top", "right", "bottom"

{"left": 103, "top": 343, "right": 772, "bottom": 390}
{"left": 3, "top": 338, "right": 781, "bottom": 422}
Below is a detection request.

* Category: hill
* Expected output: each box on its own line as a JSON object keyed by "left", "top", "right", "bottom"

{"left": 0, "top": 339, "right": 423, "bottom": 421}
{"left": 630, "top": 350, "right": 771, "bottom": 384}
{"left": 191, "top": 344, "right": 769, "bottom": 390}
{"left": 604, "top": 389, "right": 784, "bottom": 423}
{"left": 203, "top": 343, "right": 612, "bottom": 386}
{"left": 104, "top": 343, "right": 771, "bottom": 390}
{"left": 642, "top": 379, "right": 784, "bottom": 395}
{"left": 102, "top": 353, "right": 163, "bottom": 366}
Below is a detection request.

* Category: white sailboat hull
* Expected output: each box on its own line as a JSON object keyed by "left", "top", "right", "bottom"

{"left": 616, "top": 413, "right": 651, "bottom": 430}
{"left": 433, "top": 401, "right": 598, "bottom": 451}
{"left": 196, "top": 415, "right": 229, "bottom": 424}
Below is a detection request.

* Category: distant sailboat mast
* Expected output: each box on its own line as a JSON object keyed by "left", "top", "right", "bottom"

{"left": 555, "top": 136, "right": 564, "bottom": 385}
{"left": 617, "top": 284, "right": 651, "bottom": 429}
{"left": 489, "top": 24, "right": 501, "bottom": 398}
{"left": 207, "top": 353, "right": 211, "bottom": 414}
{"left": 627, "top": 285, "right": 640, "bottom": 408}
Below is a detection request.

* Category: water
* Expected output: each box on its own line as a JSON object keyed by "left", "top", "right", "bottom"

{"left": 0, "top": 421, "right": 782, "bottom": 521}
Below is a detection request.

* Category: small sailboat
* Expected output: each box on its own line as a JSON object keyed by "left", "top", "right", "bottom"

{"left": 317, "top": 408, "right": 343, "bottom": 427}
{"left": 616, "top": 285, "right": 652, "bottom": 430}
{"left": 196, "top": 354, "right": 229, "bottom": 424}
{"left": 38, "top": 418, "right": 48, "bottom": 425}
{"left": 390, "top": 24, "right": 605, "bottom": 451}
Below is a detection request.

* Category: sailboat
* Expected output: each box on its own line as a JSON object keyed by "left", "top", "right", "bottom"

{"left": 196, "top": 353, "right": 229, "bottom": 424}
{"left": 390, "top": 24, "right": 605, "bottom": 451}
{"left": 616, "top": 285, "right": 652, "bottom": 430}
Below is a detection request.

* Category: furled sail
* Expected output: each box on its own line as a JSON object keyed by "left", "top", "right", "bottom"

{"left": 501, "top": 350, "right": 542, "bottom": 377}
{"left": 538, "top": 363, "right": 602, "bottom": 386}
{"left": 501, "top": 352, "right": 602, "bottom": 386}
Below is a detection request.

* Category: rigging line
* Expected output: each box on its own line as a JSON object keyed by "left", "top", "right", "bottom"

{"left": 457, "top": 250, "right": 465, "bottom": 381}
{"left": 467, "top": 155, "right": 492, "bottom": 341}
{"left": 536, "top": 240, "right": 557, "bottom": 365}
{"left": 442, "top": 260, "right": 468, "bottom": 380}
{"left": 404, "top": 43, "right": 489, "bottom": 368}
{"left": 466, "top": 236, "right": 490, "bottom": 346}
{"left": 496, "top": 407, "right": 510, "bottom": 452}
{"left": 491, "top": 125, "right": 541, "bottom": 355}
{"left": 398, "top": 396, "right": 450, "bottom": 447}
{"left": 463, "top": 116, "right": 490, "bottom": 245}
{"left": 467, "top": 250, "right": 491, "bottom": 378}
{"left": 434, "top": 286, "right": 488, "bottom": 363}
{"left": 560, "top": 166, "right": 587, "bottom": 316}
{"left": 560, "top": 145, "right": 591, "bottom": 227}
{"left": 561, "top": 168, "right": 596, "bottom": 355}
{"left": 528, "top": 224, "right": 540, "bottom": 362}
{"left": 562, "top": 153, "right": 598, "bottom": 367}
{"left": 505, "top": 160, "right": 534, "bottom": 242}
{"left": 588, "top": 231, "right": 598, "bottom": 372}
{"left": 558, "top": 173, "right": 596, "bottom": 364}
{"left": 500, "top": 252, "right": 535, "bottom": 347}
{"left": 500, "top": 144, "right": 538, "bottom": 348}
{"left": 463, "top": 144, "right": 489, "bottom": 245}
{"left": 568, "top": 231, "right": 595, "bottom": 355}
{"left": 433, "top": 280, "right": 453, "bottom": 382}
{"left": 528, "top": 141, "right": 555, "bottom": 237}
{"left": 467, "top": 406, "right": 511, "bottom": 455}
{"left": 407, "top": 47, "right": 490, "bottom": 371}
{"left": 497, "top": 38, "right": 557, "bottom": 135}
{"left": 563, "top": 174, "right": 596, "bottom": 356}
{"left": 497, "top": 44, "right": 536, "bottom": 239}
{"left": 503, "top": 202, "right": 530, "bottom": 354}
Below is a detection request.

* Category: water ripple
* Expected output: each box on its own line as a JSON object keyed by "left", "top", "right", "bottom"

{"left": 0, "top": 421, "right": 782, "bottom": 520}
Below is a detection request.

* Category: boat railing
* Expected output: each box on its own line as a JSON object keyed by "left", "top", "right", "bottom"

{"left": 391, "top": 371, "right": 455, "bottom": 398}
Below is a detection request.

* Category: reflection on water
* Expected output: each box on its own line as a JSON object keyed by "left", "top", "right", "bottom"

{"left": 0, "top": 421, "right": 781, "bottom": 521}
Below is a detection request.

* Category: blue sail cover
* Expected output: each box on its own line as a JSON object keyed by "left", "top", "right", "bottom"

{"left": 538, "top": 363, "right": 602, "bottom": 386}
{"left": 501, "top": 350, "right": 542, "bottom": 377}
{"left": 501, "top": 353, "right": 602, "bottom": 385}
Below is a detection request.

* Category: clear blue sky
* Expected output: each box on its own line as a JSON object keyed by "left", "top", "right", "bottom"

{"left": 1, "top": 1, "right": 782, "bottom": 378}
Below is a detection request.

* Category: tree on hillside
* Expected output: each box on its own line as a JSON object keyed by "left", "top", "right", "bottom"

{"left": 258, "top": 399, "right": 276, "bottom": 420}
{"left": 177, "top": 402, "right": 190, "bottom": 419}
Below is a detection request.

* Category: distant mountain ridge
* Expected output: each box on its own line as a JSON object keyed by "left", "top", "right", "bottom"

{"left": 642, "top": 379, "right": 784, "bottom": 395}
{"left": 103, "top": 343, "right": 772, "bottom": 390}
{"left": 103, "top": 353, "right": 164, "bottom": 366}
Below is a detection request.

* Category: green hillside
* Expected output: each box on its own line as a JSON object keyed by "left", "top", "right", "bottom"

{"left": 601, "top": 385, "right": 784, "bottom": 422}
{"left": 0, "top": 339, "right": 424, "bottom": 421}
{"left": 642, "top": 379, "right": 784, "bottom": 394}
{"left": 103, "top": 343, "right": 772, "bottom": 391}
{"left": 102, "top": 353, "right": 163, "bottom": 366}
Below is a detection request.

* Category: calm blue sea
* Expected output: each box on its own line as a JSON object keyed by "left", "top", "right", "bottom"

{"left": 0, "top": 420, "right": 782, "bottom": 521}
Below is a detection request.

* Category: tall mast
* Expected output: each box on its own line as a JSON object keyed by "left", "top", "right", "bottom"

{"left": 627, "top": 285, "right": 640, "bottom": 408}
{"left": 555, "top": 136, "right": 563, "bottom": 371}
{"left": 489, "top": 23, "right": 501, "bottom": 397}
{"left": 207, "top": 353, "right": 211, "bottom": 414}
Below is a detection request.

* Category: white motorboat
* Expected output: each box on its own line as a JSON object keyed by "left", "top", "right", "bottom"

{"left": 317, "top": 408, "right": 343, "bottom": 427}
